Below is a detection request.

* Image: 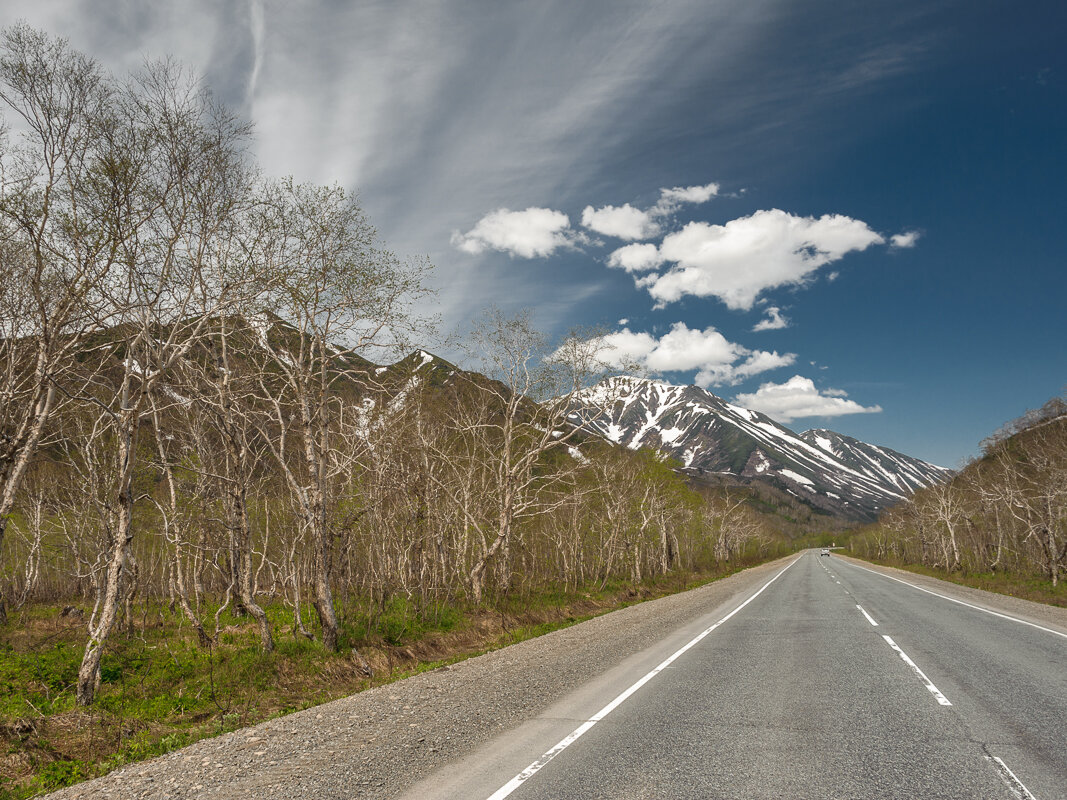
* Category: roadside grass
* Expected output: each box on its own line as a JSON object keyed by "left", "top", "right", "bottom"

{"left": 844, "top": 554, "right": 1067, "bottom": 608}
{"left": 0, "top": 555, "right": 776, "bottom": 798}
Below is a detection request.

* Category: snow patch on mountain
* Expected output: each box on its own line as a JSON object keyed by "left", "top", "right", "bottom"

{"left": 570, "top": 376, "right": 951, "bottom": 520}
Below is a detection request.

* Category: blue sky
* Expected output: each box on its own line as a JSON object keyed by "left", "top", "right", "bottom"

{"left": 6, "top": 0, "right": 1065, "bottom": 468}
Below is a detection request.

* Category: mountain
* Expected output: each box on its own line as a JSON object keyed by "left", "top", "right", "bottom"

{"left": 568, "top": 376, "right": 951, "bottom": 521}
{"left": 796, "top": 428, "right": 952, "bottom": 499}
{"left": 133, "top": 313, "right": 944, "bottom": 522}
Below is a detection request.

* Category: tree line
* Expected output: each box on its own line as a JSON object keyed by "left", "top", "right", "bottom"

{"left": 850, "top": 396, "right": 1067, "bottom": 586}
{"left": 0, "top": 26, "right": 778, "bottom": 707}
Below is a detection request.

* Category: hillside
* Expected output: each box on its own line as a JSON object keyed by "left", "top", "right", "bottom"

{"left": 850, "top": 395, "right": 1067, "bottom": 593}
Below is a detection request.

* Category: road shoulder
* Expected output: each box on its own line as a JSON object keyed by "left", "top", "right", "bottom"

{"left": 834, "top": 554, "right": 1067, "bottom": 637}
{"left": 46, "top": 556, "right": 797, "bottom": 800}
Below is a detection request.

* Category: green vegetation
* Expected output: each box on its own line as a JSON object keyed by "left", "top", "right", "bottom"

{"left": 0, "top": 553, "right": 780, "bottom": 798}
{"left": 843, "top": 555, "right": 1067, "bottom": 608}
{"left": 848, "top": 396, "right": 1067, "bottom": 599}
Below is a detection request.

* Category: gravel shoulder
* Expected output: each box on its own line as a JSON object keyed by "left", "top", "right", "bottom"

{"left": 46, "top": 556, "right": 796, "bottom": 800}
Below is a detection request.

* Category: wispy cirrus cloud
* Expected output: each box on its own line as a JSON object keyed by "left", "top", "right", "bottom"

{"left": 734, "top": 375, "right": 882, "bottom": 423}
{"left": 9, "top": 1, "right": 934, "bottom": 346}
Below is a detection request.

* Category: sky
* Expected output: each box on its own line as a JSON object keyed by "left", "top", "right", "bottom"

{"left": 4, "top": 0, "right": 1065, "bottom": 468}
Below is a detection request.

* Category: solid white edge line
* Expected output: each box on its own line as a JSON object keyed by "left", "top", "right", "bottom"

{"left": 985, "top": 755, "right": 1040, "bottom": 800}
{"left": 856, "top": 605, "right": 879, "bottom": 626}
{"left": 843, "top": 561, "right": 1067, "bottom": 640}
{"left": 882, "top": 634, "right": 952, "bottom": 706}
{"left": 484, "top": 554, "right": 803, "bottom": 800}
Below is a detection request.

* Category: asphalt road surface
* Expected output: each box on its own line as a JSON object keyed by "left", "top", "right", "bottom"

{"left": 404, "top": 552, "right": 1067, "bottom": 800}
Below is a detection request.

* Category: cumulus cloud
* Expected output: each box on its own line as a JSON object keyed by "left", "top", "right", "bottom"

{"left": 752, "top": 306, "right": 789, "bottom": 332}
{"left": 581, "top": 203, "right": 660, "bottom": 240}
{"left": 657, "top": 182, "right": 720, "bottom": 208}
{"left": 644, "top": 209, "right": 885, "bottom": 310}
{"left": 455, "top": 180, "right": 722, "bottom": 266}
{"left": 890, "top": 230, "right": 920, "bottom": 248}
{"left": 734, "top": 375, "right": 882, "bottom": 423}
{"left": 607, "top": 242, "right": 664, "bottom": 273}
{"left": 596, "top": 322, "right": 795, "bottom": 387}
{"left": 731, "top": 349, "right": 796, "bottom": 380}
{"left": 581, "top": 181, "right": 719, "bottom": 241}
{"left": 451, "top": 207, "right": 574, "bottom": 258}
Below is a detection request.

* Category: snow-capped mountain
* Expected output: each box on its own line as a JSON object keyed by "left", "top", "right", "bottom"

{"left": 569, "top": 376, "right": 952, "bottom": 520}
{"left": 797, "top": 429, "right": 951, "bottom": 499}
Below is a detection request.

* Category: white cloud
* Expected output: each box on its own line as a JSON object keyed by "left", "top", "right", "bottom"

{"left": 752, "top": 306, "right": 789, "bottom": 332}
{"left": 607, "top": 242, "right": 664, "bottom": 273}
{"left": 734, "top": 375, "right": 882, "bottom": 423}
{"left": 451, "top": 207, "right": 574, "bottom": 258}
{"left": 643, "top": 324, "right": 740, "bottom": 373}
{"left": 890, "top": 230, "right": 920, "bottom": 248}
{"left": 455, "top": 179, "right": 721, "bottom": 267}
{"left": 581, "top": 203, "right": 659, "bottom": 240}
{"left": 730, "top": 349, "right": 796, "bottom": 379}
{"left": 582, "top": 181, "right": 719, "bottom": 241}
{"left": 656, "top": 182, "right": 720, "bottom": 208}
{"left": 596, "top": 322, "right": 795, "bottom": 387}
{"left": 645, "top": 209, "right": 885, "bottom": 310}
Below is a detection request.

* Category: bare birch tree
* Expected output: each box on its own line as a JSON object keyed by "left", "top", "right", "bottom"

{"left": 247, "top": 179, "right": 430, "bottom": 651}
{"left": 987, "top": 423, "right": 1067, "bottom": 585}
{"left": 427, "top": 310, "right": 610, "bottom": 603}
{"left": 0, "top": 26, "right": 126, "bottom": 621}
{"left": 72, "top": 58, "right": 255, "bottom": 705}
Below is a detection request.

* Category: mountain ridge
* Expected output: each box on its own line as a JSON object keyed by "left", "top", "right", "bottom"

{"left": 567, "top": 375, "right": 951, "bottom": 521}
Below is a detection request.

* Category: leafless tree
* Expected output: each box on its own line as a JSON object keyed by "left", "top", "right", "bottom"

{"left": 422, "top": 311, "right": 611, "bottom": 603}
{"left": 986, "top": 423, "right": 1067, "bottom": 585}
{"left": 71, "top": 57, "right": 256, "bottom": 705}
{"left": 924, "top": 479, "right": 966, "bottom": 571}
{"left": 0, "top": 26, "right": 128, "bottom": 620}
{"left": 198, "top": 316, "right": 275, "bottom": 651}
{"left": 247, "top": 178, "right": 430, "bottom": 650}
{"left": 146, "top": 384, "right": 213, "bottom": 648}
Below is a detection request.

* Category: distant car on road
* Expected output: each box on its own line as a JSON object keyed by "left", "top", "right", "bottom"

{"left": 820, "top": 549, "right": 830, "bottom": 556}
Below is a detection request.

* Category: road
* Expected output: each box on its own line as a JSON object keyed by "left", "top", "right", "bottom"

{"left": 403, "top": 552, "right": 1067, "bottom": 800}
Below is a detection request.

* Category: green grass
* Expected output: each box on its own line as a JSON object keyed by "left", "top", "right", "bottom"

{"left": 844, "top": 554, "right": 1067, "bottom": 607}
{"left": 0, "top": 555, "right": 788, "bottom": 797}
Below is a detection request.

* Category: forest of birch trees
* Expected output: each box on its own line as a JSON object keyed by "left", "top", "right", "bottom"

{"left": 0, "top": 26, "right": 775, "bottom": 707}
{"left": 850, "top": 397, "right": 1067, "bottom": 586}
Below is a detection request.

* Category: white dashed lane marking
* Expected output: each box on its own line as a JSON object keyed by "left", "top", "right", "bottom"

{"left": 856, "top": 605, "right": 879, "bottom": 626}
{"left": 882, "top": 635, "right": 952, "bottom": 706}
